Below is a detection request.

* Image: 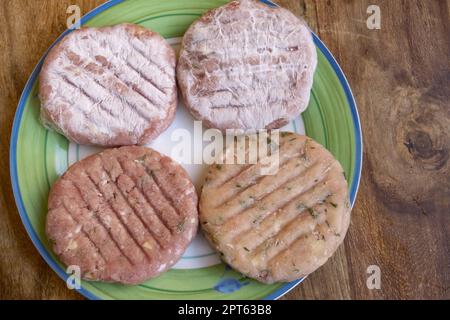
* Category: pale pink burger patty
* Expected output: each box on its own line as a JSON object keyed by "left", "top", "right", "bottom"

{"left": 177, "top": 0, "right": 317, "bottom": 131}
{"left": 39, "top": 23, "right": 177, "bottom": 146}
{"left": 200, "top": 133, "right": 351, "bottom": 284}
{"left": 46, "top": 146, "right": 198, "bottom": 284}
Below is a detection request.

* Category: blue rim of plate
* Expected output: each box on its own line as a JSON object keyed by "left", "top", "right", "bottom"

{"left": 9, "top": 0, "right": 362, "bottom": 301}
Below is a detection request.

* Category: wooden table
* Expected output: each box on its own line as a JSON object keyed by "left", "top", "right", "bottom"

{"left": 0, "top": 0, "right": 448, "bottom": 300}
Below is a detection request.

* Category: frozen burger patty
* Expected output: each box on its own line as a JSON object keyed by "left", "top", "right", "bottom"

{"left": 199, "top": 133, "right": 351, "bottom": 284}
{"left": 46, "top": 146, "right": 198, "bottom": 284}
{"left": 39, "top": 23, "right": 177, "bottom": 146}
{"left": 177, "top": 0, "right": 317, "bottom": 131}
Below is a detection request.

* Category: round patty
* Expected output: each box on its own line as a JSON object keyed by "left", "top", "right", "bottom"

{"left": 39, "top": 23, "right": 177, "bottom": 146}
{"left": 46, "top": 146, "right": 198, "bottom": 285}
{"left": 199, "top": 132, "right": 351, "bottom": 284}
{"left": 177, "top": 0, "right": 317, "bottom": 131}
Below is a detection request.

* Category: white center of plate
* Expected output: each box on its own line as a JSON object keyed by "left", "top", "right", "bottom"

{"left": 66, "top": 37, "right": 306, "bottom": 269}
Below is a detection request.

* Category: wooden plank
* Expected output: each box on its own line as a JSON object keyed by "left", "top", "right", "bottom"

{"left": 283, "top": 0, "right": 450, "bottom": 300}
{"left": 0, "top": 0, "right": 103, "bottom": 300}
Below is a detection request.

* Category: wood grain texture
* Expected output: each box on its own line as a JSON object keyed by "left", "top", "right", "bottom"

{"left": 0, "top": 0, "right": 448, "bottom": 300}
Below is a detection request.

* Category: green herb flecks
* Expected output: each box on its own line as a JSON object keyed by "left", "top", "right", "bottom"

{"left": 177, "top": 220, "right": 186, "bottom": 233}
{"left": 345, "top": 200, "right": 351, "bottom": 208}
{"left": 252, "top": 212, "right": 261, "bottom": 223}
{"left": 215, "top": 215, "right": 225, "bottom": 224}
{"left": 259, "top": 269, "right": 271, "bottom": 280}
{"left": 134, "top": 155, "right": 147, "bottom": 164}
{"left": 308, "top": 208, "right": 319, "bottom": 219}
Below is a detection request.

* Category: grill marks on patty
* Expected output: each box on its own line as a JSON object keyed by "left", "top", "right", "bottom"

{"left": 177, "top": 0, "right": 317, "bottom": 130}
{"left": 210, "top": 140, "right": 304, "bottom": 209}
{"left": 64, "top": 49, "right": 164, "bottom": 117}
{"left": 39, "top": 24, "right": 177, "bottom": 146}
{"left": 57, "top": 40, "right": 165, "bottom": 124}
{"left": 213, "top": 161, "right": 332, "bottom": 237}
{"left": 200, "top": 133, "right": 351, "bottom": 283}
{"left": 112, "top": 158, "right": 176, "bottom": 236}
{"left": 46, "top": 146, "right": 198, "bottom": 284}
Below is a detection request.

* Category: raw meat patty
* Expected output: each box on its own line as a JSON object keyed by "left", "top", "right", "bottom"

{"left": 39, "top": 23, "right": 177, "bottom": 146}
{"left": 177, "top": 0, "right": 317, "bottom": 131}
{"left": 199, "top": 132, "right": 351, "bottom": 284}
{"left": 46, "top": 146, "right": 198, "bottom": 285}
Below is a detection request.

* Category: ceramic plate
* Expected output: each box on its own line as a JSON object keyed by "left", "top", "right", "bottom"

{"left": 10, "top": 0, "right": 362, "bottom": 300}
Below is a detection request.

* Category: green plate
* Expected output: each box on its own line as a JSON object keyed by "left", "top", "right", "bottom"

{"left": 10, "top": 0, "right": 362, "bottom": 300}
